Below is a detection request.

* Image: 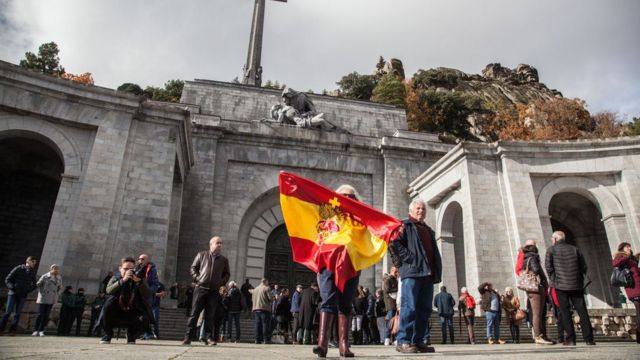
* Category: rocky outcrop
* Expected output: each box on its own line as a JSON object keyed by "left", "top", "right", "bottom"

{"left": 413, "top": 63, "right": 563, "bottom": 107}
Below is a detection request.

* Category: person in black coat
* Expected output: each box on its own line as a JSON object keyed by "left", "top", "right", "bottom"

{"left": 225, "top": 281, "right": 243, "bottom": 342}
{"left": 299, "top": 283, "right": 319, "bottom": 345}
{"left": 0, "top": 256, "right": 37, "bottom": 336}
{"left": 275, "top": 288, "right": 292, "bottom": 340}
{"left": 545, "top": 231, "right": 594, "bottom": 345}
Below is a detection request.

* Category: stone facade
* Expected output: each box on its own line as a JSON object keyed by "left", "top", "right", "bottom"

{"left": 0, "top": 61, "right": 193, "bottom": 293}
{"left": 409, "top": 139, "right": 640, "bottom": 308}
{"left": 2, "top": 60, "right": 640, "bottom": 312}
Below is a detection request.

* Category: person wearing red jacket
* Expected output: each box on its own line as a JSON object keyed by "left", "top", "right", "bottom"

{"left": 612, "top": 242, "right": 640, "bottom": 344}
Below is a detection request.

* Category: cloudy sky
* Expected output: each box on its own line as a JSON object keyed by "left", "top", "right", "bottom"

{"left": 1, "top": 0, "right": 638, "bottom": 117}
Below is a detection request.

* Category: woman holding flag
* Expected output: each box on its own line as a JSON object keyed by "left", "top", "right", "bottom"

{"left": 279, "top": 172, "right": 402, "bottom": 358}
{"left": 314, "top": 184, "right": 361, "bottom": 358}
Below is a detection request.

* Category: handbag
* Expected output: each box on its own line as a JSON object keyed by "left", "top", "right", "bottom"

{"left": 516, "top": 258, "right": 541, "bottom": 292}
{"left": 514, "top": 308, "right": 526, "bottom": 324}
{"left": 610, "top": 267, "right": 635, "bottom": 288}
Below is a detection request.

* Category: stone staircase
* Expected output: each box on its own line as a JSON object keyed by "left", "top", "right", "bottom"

{"left": 3, "top": 304, "right": 636, "bottom": 344}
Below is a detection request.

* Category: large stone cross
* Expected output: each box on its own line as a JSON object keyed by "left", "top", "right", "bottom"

{"left": 242, "top": 0, "right": 287, "bottom": 87}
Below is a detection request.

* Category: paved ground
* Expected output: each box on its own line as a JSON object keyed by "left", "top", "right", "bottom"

{"left": 0, "top": 336, "right": 638, "bottom": 359}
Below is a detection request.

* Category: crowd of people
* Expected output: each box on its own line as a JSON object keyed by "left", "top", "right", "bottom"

{"left": 1, "top": 186, "right": 639, "bottom": 356}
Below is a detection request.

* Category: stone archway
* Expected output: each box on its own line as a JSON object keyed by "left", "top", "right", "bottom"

{"left": 549, "top": 192, "right": 616, "bottom": 308}
{"left": 0, "top": 136, "right": 63, "bottom": 277}
{"left": 438, "top": 201, "right": 466, "bottom": 295}
{"left": 0, "top": 117, "right": 84, "bottom": 273}
{"left": 264, "top": 224, "right": 316, "bottom": 291}
{"left": 240, "top": 197, "right": 315, "bottom": 289}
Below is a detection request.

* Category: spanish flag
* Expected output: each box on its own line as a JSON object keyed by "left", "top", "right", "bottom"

{"left": 279, "top": 171, "right": 402, "bottom": 291}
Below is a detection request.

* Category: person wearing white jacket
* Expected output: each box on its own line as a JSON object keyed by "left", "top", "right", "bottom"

{"left": 32, "top": 264, "right": 62, "bottom": 336}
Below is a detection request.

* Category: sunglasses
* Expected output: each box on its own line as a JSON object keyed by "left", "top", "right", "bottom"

{"left": 341, "top": 193, "right": 356, "bottom": 199}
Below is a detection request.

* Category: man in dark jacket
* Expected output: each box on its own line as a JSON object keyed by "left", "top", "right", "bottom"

{"left": 137, "top": 254, "right": 160, "bottom": 340}
{"left": 225, "top": 281, "right": 243, "bottom": 342}
{"left": 389, "top": 199, "right": 442, "bottom": 354}
{"left": 71, "top": 288, "right": 87, "bottom": 336}
{"left": 545, "top": 230, "right": 595, "bottom": 346}
{"left": 433, "top": 286, "right": 455, "bottom": 344}
{"left": 290, "top": 284, "right": 303, "bottom": 344}
{"left": 182, "top": 236, "right": 231, "bottom": 345}
{"left": 0, "top": 256, "right": 37, "bottom": 336}
{"left": 88, "top": 292, "right": 106, "bottom": 336}
{"left": 101, "top": 257, "right": 151, "bottom": 344}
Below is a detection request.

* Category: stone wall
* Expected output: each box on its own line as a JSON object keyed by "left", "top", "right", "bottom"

{"left": 0, "top": 61, "right": 192, "bottom": 293}
{"left": 181, "top": 80, "right": 407, "bottom": 138}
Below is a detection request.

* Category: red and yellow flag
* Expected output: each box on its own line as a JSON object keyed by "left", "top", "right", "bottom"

{"left": 279, "top": 171, "right": 402, "bottom": 291}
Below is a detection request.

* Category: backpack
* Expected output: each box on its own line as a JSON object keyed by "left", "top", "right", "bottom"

{"left": 465, "top": 294, "right": 476, "bottom": 310}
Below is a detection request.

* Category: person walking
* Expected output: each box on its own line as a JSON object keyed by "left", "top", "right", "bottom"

{"left": 478, "top": 282, "right": 505, "bottom": 344}
{"left": 214, "top": 286, "right": 228, "bottom": 343}
{"left": 612, "top": 242, "right": 640, "bottom": 344}
{"left": 241, "top": 279, "right": 254, "bottom": 313}
{"left": 352, "top": 286, "right": 367, "bottom": 345}
{"left": 225, "top": 281, "right": 243, "bottom": 342}
{"left": 389, "top": 199, "right": 443, "bottom": 354}
{"left": 252, "top": 278, "right": 275, "bottom": 344}
{"left": 182, "top": 236, "right": 231, "bottom": 346}
{"left": 501, "top": 287, "right": 521, "bottom": 344}
{"left": 88, "top": 292, "right": 106, "bottom": 336}
{"left": 433, "top": 285, "right": 455, "bottom": 344}
{"left": 275, "top": 288, "right": 292, "bottom": 342}
{"left": 57, "top": 286, "right": 74, "bottom": 335}
{"left": 374, "top": 288, "right": 386, "bottom": 344}
{"left": 32, "top": 264, "right": 62, "bottom": 336}
{"left": 519, "top": 239, "right": 554, "bottom": 345}
{"left": 71, "top": 288, "right": 86, "bottom": 336}
{"left": 290, "top": 284, "right": 303, "bottom": 344}
{"left": 0, "top": 256, "right": 37, "bottom": 336}
{"left": 299, "top": 282, "right": 319, "bottom": 345}
{"left": 546, "top": 231, "right": 595, "bottom": 346}
{"left": 458, "top": 287, "right": 476, "bottom": 344}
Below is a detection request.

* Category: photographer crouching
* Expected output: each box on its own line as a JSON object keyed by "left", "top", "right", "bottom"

{"left": 100, "top": 257, "right": 152, "bottom": 344}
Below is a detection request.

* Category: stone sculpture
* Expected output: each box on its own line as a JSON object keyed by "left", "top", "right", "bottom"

{"left": 268, "top": 88, "right": 335, "bottom": 129}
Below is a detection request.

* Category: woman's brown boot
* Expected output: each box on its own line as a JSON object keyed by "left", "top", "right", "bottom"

{"left": 313, "top": 312, "right": 334, "bottom": 358}
{"left": 338, "top": 313, "right": 354, "bottom": 357}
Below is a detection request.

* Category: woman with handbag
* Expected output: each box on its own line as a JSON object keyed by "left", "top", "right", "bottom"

{"left": 501, "top": 287, "right": 521, "bottom": 343}
{"left": 612, "top": 242, "right": 640, "bottom": 344}
{"left": 518, "top": 239, "right": 554, "bottom": 345}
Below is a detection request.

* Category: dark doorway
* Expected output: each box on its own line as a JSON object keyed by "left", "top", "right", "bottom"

{"left": 264, "top": 224, "right": 316, "bottom": 291}
{"left": 0, "top": 137, "right": 63, "bottom": 278}
{"left": 549, "top": 192, "right": 613, "bottom": 307}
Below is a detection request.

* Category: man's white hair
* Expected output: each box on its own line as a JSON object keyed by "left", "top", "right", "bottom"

{"left": 409, "top": 198, "right": 426, "bottom": 210}
{"left": 228, "top": 281, "right": 237, "bottom": 288}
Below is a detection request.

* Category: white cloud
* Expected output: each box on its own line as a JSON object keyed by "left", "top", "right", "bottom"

{"left": 1, "top": 0, "right": 638, "bottom": 116}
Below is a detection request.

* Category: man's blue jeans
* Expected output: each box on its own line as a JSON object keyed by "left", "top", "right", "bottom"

{"left": 318, "top": 268, "right": 359, "bottom": 314}
{"left": 397, "top": 276, "right": 433, "bottom": 345}
{"left": 254, "top": 310, "right": 271, "bottom": 343}
{"left": 226, "top": 312, "right": 241, "bottom": 341}
{"left": 485, "top": 310, "right": 501, "bottom": 340}
{"left": 0, "top": 294, "right": 27, "bottom": 332}
{"left": 440, "top": 315, "right": 453, "bottom": 343}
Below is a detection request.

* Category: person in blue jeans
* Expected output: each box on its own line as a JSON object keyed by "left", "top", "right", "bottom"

{"left": 0, "top": 256, "right": 37, "bottom": 336}
{"left": 388, "top": 199, "right": 442, "bottom": 354}
{"left": 433, "top": 285, "right": 455, "bottom": 344}
{"left": 478, "top": 282, "right": 506, "bottom": 344}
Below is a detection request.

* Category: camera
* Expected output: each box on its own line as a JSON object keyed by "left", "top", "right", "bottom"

{"left": 134, "top": 265, "right": 147, "bottom": 279}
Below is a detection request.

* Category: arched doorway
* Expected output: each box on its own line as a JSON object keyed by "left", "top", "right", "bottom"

{"left": 0, "top": 137, "right": 63, "bottom": 277}
{"left": 264, "top": 224, "right": 316, "bottom": 291}
{"left": 439, "top": 201, "right": 466, "bottom": 294}
{"left": 549, "top": 192, "right": 615, "bottom": 308}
